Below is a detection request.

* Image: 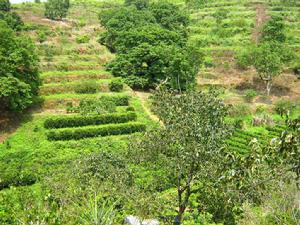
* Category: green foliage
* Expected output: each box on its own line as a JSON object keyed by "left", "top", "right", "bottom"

{"left": 252, "top": 42, "right": 283, "bottom": 95}
{"left": 0, "top": 21, "right": 40, "bottom": 112}
{"left": 229, "top": 103, "right": 251, "bottom": 117}
{"left": 76, "top": 34, "right": 90, "bottom": 44}
{"left": 0, "top": 11, "right": 24, "bottom": 31}
{"left": 261, "top": 16, "right": 286, "bottom": 43}
{"left": 45, "top": 0, "right": 70, "bottom": 21}
{"left": 37, "top": 31, "right": 47, "bottom": 43}
{"left": 274, "top": 99, "right": 296, "bottom": 118}
{"left": 0, "top": 76, "right": 32, "bottom": 112}
{"left": 244, "top": 89, "right": 257, "bottom": 103}
{"left": 235, "top": 47, "right": 253, "bottom": 70}
{"left": 47, "top": 122, "right": 146, "bottom": 141}
{"left": 44, "top": 112, "right": 137, "bottom": 129}
{"left": 74, "top": 81, "right": 98, "bottom": 94}
{"left": 100, "top": 1, "right": 197, "bottom": 91}
{"left": 185, "top": 0, "right": 207, "bottom": 9}
{"left": 109, "top": 79, "right": 124, "bottom": 92}
{"left": 125, "top": 0, "right": 149, "bottom": 10}
{"left": 132, "top": 90, "right": 230, "bottom": 223}
{"left": 0, "top": 0, "right": 10, "bottom": 12}
{"left": 108, "top": 43, "right": 197, "bottom": 90}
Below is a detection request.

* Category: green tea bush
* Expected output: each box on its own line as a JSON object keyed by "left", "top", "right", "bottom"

{"left": 76, "top": 34, "right": 90, "bottom": 44}
{"left": 44, "top": 112, "right": 137, "bottom": 129}
{"left": 46, "top": 122, "right": 146, "bottom": 141}
{"left": 45, "top": 0, "right": 70, "bottom": 21}
{"left": 37, "top": 31, "right": 47, "bottom": 43}
{"left": 229, "top": 103, "right": 251, "bottom": 117}
{"left": 74, "top": 81, "right": 98, "bottom": 94}
{"left": 244, "top": 89, "right": 257, "bottom": 103}
{"left": 274, "top": 100, "right": 296, "bottom": 117}
{"left": 109, "top": 79, "right": 124, "bottom": 92}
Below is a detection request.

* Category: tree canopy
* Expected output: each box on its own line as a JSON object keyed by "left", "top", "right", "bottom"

{"left": 45, "top": 0, "right": 70, "bottom": 21}
{"left": 0, "top": 21, "right": 40, "bottom": 112}
{"left": 0, "top": 0, "right": 10, "bottom": 12}
{"left": 99, "top": 1, "right": 199, "bottom": 91}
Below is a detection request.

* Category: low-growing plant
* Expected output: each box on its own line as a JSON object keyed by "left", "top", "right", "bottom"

{"left": 274, "top": 100, "right": 296, "bottom": 118}
{"left": 109, "top": 79, "right": 124, "bottom": 92}
{"left": 244, "top": 89, "right": 258, "bottom": 103}
{"left": 76, "top": 35, "right": 90, "bottom": 44}
{"left": 44, "top": 112, "right": 137, "bottom": 129}
{"left": 74, "top": 81, "right": 98, "bottom": 94}
{"left": 37, "top": 31, "right": 47, "bottom": 43}
{"left": 46, "top": 122, "right": 146, "bottom": 141}
{"left": 78, "top": 97, "right": 117, "bottom": 115}
{"left": 229, "top": 104, "right": 251, "bottom": 117}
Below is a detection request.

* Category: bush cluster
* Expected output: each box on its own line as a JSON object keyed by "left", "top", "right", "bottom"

{"left": 47, "top": 122, "right": 146, "bottom": 141}
{"left": 44, "top": 112, "right": 137, "bottom": 129}
{"left": 100, "top": 0, "right": 200, "bottom": 90}
{"left": 74, "top": 81, "right": 98, "bottom": 94}
{"left": 109, "top": 79, "right": 124, "bottom": 92}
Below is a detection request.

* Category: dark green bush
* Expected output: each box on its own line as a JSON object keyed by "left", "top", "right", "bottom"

{"left": 46, "top": 122, "right": 146, "bottom": 141}
{"left": 0, "top": 11, "right": 24, "bottom": 31}
{"left": 126, "top": 106, "right": 135, "bottom": 112}
{"left": 44, "top": 112, "right": 137, "bottom": 129}
{"left": 74, "top": 81, "right": 98, "bottom": 94}
{"left": 37, "top": 31, "right": 47, "bottom": 43}
{"left": 109, "top": 79, "right": 124, "bottom": 92}
{"left": 0, "top": 0, "right": 10, "bottom": 12}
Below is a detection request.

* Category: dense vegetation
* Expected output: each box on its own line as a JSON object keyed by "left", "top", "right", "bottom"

{"left": 100, "top": 0, "right": 200, "bottom": 90}
{"left": 0, "top": 0, "right": 299, "bottom": 224}
{"left": 0, "top": 21, "right": 39, "bottom": 112}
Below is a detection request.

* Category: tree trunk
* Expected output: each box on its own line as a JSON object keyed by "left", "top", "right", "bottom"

{"left": 266, "top": 79, "right": 272, "bottom": 96}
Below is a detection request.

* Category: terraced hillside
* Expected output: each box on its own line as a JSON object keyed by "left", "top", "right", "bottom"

{"left": 0, "top": 3, "right": 157, "bottom": 221}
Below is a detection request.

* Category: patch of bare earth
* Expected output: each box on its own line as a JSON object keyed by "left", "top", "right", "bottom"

{"left": 252, "top": 3, "right": 269, "bottom": 43}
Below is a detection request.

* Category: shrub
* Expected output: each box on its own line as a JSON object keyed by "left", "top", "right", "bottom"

{"left": 76, "top": 35, "right": 90, "bottom": 44}
{"left": 124, "top": 75, "right": 150, "bottom": 90}
{"left": 74, "top": 81, "right": 98, "bottom": 94}
{"left": 46, "top": 122, "right": 146, "bottom": 141}
{"left": 45, "top": 0, "right": 70, "bottom": 21}
{"left": 125, "top": 0, "right": 149, "bottom": 10}
{"left": 44, "top": 112, "right": 137, "bottom": 129}
{"left": 274, "top": 100, "right": 296, "bottom": 117}
{"left": 77, "top": 97, "right": 116, "bottom": 115}
{"left": 0, "top": 11, "right": 24, "bottom": 31}
{"left": 244, "top": 89, "right": 257, "bottom": 103}
{"left": 37, "top": 31, "right": 47, "bottom": 43}
{"left": 109, "top": 79, "right": 124, "bottom": 92}
{"left": 0, "top": 0, "right": 10, "bottom": 12}
{"left": 126, "top": 106, "right": 135, "bottom": 112}
{"left": 229, "top": 104, "right": 251, "bottom": 117}
{"left": 235, "top": 49, "right": 253, "bottom": 70}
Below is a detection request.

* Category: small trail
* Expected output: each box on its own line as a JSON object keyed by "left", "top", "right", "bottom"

{"left": 133, "top": 91, "right": 163, "bottom": 125}
{"left": 252, "top": 3, "right": 269, "bottom": 43}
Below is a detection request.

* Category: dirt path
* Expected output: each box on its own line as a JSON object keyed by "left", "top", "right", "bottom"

{"left": 252, "top": 3, "right": 269, "bottom": 43}
{"left": 133, "top": 91, "right": 163, "bottom": 125}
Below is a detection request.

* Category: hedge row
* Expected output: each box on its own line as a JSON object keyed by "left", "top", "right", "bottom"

{"left": 100, "top": 95, "right": 130, "bottom": 106}
{"left": 44, "top": 112, "right": 137, "bottom": 129}
{"left": 47, "top": 122, "right": 146, "bottom": 141}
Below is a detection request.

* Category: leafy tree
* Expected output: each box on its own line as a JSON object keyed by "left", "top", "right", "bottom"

{"left": 261, "top": 16, "right": 286, "bottom": 43}
{"left": 99, "top": 7, "right": 155, "bottom": 52}
{"left": 252, "top": 42, "right": 283, "bottom": 96}
{"left": 0, "top": 11, "right": 24, "bottom": 31}
{"left": 0, "top": 21, "right": 40, "bottom": 112}
{"left": 125, "top": 0, "right": 149, "bottom": 10}
{"left": 114, "top": 24, "right": 186, "bottom": 53}
{"left": 149, "top": 1, "right": 189, "bottom": 35}
{"left": 44, "top": 0, "right": 70, "bottom": 21}
{"left": 108, "top": 43, "right": 198, "bottom": 90}
{"left": 0, "top": 0, "right": 10, "bottom": 12}
{"left": 130, "top": 90, "right": 230, "bottom": 224}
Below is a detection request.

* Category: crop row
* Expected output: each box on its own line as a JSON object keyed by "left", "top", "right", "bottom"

{"left": 44, "top": 112, "right": 137, "bottom": 129}
{"left": 46, "top": 122, "right": 146, "bottom": 141}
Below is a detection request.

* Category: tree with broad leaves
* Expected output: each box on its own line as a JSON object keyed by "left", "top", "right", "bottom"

{"left": 130, "top": 90, "right": 230, "bottom": 224}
